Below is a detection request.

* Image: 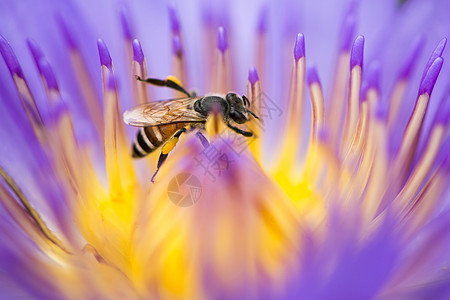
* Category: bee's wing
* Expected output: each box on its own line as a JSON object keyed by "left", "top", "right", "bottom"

{"left": 123, "top": 97, "right": 206, "bottom": 127}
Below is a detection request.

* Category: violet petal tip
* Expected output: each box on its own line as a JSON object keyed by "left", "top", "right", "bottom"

{"left": 339, "top": 15, "right": 357, "bottom": 52}
{"left": 422, "top": 37, "right": 447, "bottom": 81}
{"left": 172, "top": 35, "right": 183, "bottom": 57}
{"left": 367, "top": 61, "right": 381, "bottom": 91}
{"left": 217, "top": 27, "right": 228, "bottom": 53}
{"left": 419, "top": 57, "right": 443, "bottom": 96}
{"left": 435, "top": 100, "right": 450, "bottom": 124}
{"left": 350, "top": 35, "right": 364, "bottom": 70}
{"left": 168, "top": 4, "right": 180, "bottom": 34}
{"left": 57, "top": 14, "right": 76, "bottom": 49}
{"left": 436, "top": 37, "right": 447, "bottom": 55}
{"left": 248, "top": 67, "right": 259, "bottom": 85}
{"left": 97, "top": 39, "right": 112, "bottom": 69}
{"left": 51, "top": 100, "right": 69, "bottom": 121}
{"left": 107, "top": 73, "right": 116, "bottom": 90}
{"left": 360, "top": 82, "right": 369, "bottom": 102}
{"left": 307, "top": 65, "right": 320, "bottom": 86}
{"left": 26, "top": 39, "right": 44, "bottom": 68}
{"left": 398, "top": 35, "right": 425, "bottom": 79}
{"left": 294, "top": 33, "right": 305, "bottom": 61}
{"left": 375, "top": 101, "right": 388, "bottom": 120}
{"left": 258, "top": 6, "right": 268, "bottom": 33}
{"left": 132, "top": 39, "right": 144, "bottom": 64}
{"left": 120, "top": 11, "right": 133, "bottom": 40}
{"left": 0, "top": 35, "right": 23, "bottom": 78}
{"left": 39, "top": 58, "right": 59, "bottom": 91}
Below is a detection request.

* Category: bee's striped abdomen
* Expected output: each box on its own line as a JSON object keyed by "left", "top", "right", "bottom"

{"left": 131, "top": 124, "right": 184, "bottom": 158}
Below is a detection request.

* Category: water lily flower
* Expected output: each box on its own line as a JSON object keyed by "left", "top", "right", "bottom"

{"left": 1, "top": 0, "right": 449, "bottom": 299}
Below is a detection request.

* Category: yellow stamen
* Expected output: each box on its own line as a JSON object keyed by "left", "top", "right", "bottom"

{"left": 101, "top": 65, "right": 136, "bottom": 204}
{"left": 275, "top": 56, "right": 305, "bottom": 175}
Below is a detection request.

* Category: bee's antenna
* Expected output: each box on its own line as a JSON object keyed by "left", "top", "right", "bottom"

{"left": 242, "top": 95, "right": 250, "bottom": 107}
{"left": 248, "top": 110, "right": 260, "bottom": 120}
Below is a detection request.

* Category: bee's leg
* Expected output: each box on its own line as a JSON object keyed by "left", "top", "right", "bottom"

{"left": 150, "top": 128, "right": 187, "bottom": 183}
{"left": 227, "top": 124, "right": 253, "bottom": 137}
{"left": 136, "top": 75, "right": 191, "bottom": 97}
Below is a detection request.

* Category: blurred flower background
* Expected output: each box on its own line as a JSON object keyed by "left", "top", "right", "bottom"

{"left": 1, "top": 0, "right": 450, "bottom": 299}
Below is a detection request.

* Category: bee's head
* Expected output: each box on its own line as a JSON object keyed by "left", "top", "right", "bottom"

{"left": 226, "top": 92, "right": 250, "bottom": 124}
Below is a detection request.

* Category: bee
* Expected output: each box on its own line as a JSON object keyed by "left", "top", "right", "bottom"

{"left": 123, "top": 75, "right": 259, "bottom": 182}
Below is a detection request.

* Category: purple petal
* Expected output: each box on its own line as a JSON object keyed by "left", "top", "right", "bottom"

{"left": 50, "top": 100, "right": 69, "bottom": 122}
{"left": 107, "top": 72, "right": 116, "bottom": 90}
{"left": 419, "top": 57, "right": 443, "bottom": 96}
{"left": 366, "top": 61, "right": 381, "bottom": 91}
{"left": 435, "top": 97, "right": 450, "bottom": 124}
{"left": 294, "top": 33, "right": 305, "bottom": 61}
{"left": 97, "top": 39, "right": 112, "bottom": 69}
{"left": 350, "top": 35, "right": 364, "bottom": 70}
{"left": 38, "top": 58, "right": 58, "bottom": 91}
{"left": 217, "top": 27, "right": 228, "bottom": 53}
{"left": 398, "top": 35, "right": 425, "bottom": 79}
{"left": 196, "top": 132, "right": 210, "bottom": 148}
{"left": 339, "top": 3, "right": 358, "bottom": 52}
{"left": 248, "top": 67, "right": 259, "bottom": 85}
{"left": 318, "top": 224, "right": 397, "bottom": 299}
{"left": 119, "top": 10, "right": 133, "bottom": 40}
{"left": 56, "top": 14, "right": 76, "bottom": 49}
{"left": 168, "top": 4, "right": 181, "bottom": 34}
{"left": 307, "top": 64, "right": 321, "bottom": 86}
{"left": 26, "top": 39, "right": 44, "bottom": 73}
{"left": 0, "top": 35, "right": 24, "bottom": 78}
{"left": 257, "top": 5, "right": 268, "bottom": 33}
{"left": 132, "top": 39, "right": 144, "bottom": 63}
{"left": 172, "top": 35, "right": 183, "bottom": 57}
{"left": 421, "top": 38, "right": 447, "bottom": 82}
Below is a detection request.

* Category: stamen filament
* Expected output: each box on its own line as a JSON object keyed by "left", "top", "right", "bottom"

{"left": 59, "top": 18, "right": 103, "bottom": 137}
{"left": 0, "top": 35, "right": 45, "bottom": 142}
{"left": 393, "top": 57, "right": 443, "bottom": 184}
{"left": 307, "top": 65, "right": 325, "bottom": 144}
{"left": 213, "top": 27, "right": 231, "bottom": 93}
{"left": 396, "top": 123, "right": 446, "bottom": 216}
{"left": 98, "top": 40, "right": 135, "bottom": 203}
{"left": 276, "top": 33, "right": 305, "bottom": 173}
{"left": 255, "top": 6, "right": 268, "bottom": 85}
{"left": 132, "top": 39, "right": 149, "bottom": 105}
{"left": 342, "top": 36, "right": 364, "bottom": 154}
{"left": 388, "top": 36, "right": 425, "bottom": 129}
{"left": 246, "top": 67, "right": 262, "bottom": 159}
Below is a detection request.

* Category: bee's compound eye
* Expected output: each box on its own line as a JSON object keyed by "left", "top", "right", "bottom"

{"left": 230, "top": 110, "right": 247, "bottom": 124}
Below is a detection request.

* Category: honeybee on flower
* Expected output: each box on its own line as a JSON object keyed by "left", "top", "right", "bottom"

{"left": 0, "top": 0, "right": 449, "bottom": 299}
